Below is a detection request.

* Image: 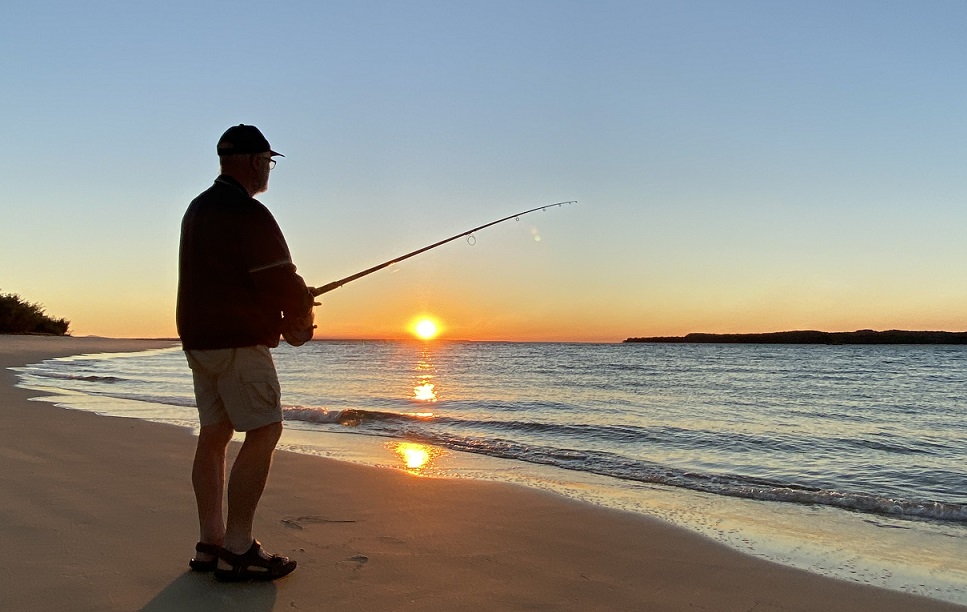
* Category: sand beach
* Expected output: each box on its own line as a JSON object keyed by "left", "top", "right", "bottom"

{"left": 0, "top": 335, "right": 962, "bottom": 611}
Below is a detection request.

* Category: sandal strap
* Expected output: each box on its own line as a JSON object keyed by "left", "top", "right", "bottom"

{"left": 219, "top": 539, "right": 290, "bottom": 569}
{"left": 195, "top": 541, "right": 220, "bottom": 556}
{"left": 213, "top": 539, "right": 297, "bottom": 582}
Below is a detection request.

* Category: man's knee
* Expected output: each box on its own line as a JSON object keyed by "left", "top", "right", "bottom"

{"left": 197, "top": 420, "right": 234, "bottom": 452}
{"left": 244, "top": 421, "right": 283, "bottom": 447}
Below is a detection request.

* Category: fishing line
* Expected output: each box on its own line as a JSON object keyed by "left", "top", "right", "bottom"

{"left": 310, "top": 200, "right": 576, "bottom": 297}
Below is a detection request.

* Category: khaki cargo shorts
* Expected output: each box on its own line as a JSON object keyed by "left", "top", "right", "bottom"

{"left": 185, "top": 345, "right": 283, "bottom": 432}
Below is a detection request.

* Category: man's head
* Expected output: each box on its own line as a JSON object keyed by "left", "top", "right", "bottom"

{"left": 217, "top": 124, "right": 283, "bottom": 196}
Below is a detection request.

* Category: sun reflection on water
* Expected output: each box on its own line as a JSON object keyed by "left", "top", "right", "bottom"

{"left": 392, "top": 346, "right": 445, "bottom": 474}
{"left": 394, "top": 442, "right": 437, "bottom": 472}
{"left": 412, "top": 346, "right": 439, "bottom": 402}
{"left": 413, "top": 382, "right": 437, "bottom": 401}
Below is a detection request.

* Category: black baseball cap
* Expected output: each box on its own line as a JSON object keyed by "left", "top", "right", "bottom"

{"left": 216, "top": 124, "right": 283, "bottom": 157}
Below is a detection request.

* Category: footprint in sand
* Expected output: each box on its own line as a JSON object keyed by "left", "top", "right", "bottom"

{"left": 281, "top": 515, "right": 357, "bottom": 530}
{"left": 338, "top": 554, "right": 368, "bottom": 571}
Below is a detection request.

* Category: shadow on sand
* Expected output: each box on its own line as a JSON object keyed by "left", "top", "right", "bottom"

{"left": 140, "top": 572, "right": 277, "bottom": 612}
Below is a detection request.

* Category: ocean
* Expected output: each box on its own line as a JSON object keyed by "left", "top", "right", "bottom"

{"left": 13, "top": 341, "right": 967, "bottom": 605}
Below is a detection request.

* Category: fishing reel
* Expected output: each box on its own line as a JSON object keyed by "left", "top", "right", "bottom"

{"left": 282, "top": 290, "right": 319, "bottom": 346}
{"left": 282, "top": 310, "right": 316, "bottom": 346}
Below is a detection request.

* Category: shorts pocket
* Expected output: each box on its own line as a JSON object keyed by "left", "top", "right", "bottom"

{"left": 238, "top": 369, "right": 281, "bottom": 413}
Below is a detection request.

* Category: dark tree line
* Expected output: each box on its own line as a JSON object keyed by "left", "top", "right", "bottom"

{"left": 0, "top": 291, "right": 70, "bottom": 335}
{"left": 625, "top": 330, "right": 967, "bottom": 344}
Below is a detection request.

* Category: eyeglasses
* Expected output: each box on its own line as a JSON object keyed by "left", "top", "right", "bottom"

{"left": 258, "top": 155, "right": 277, "bottom": 170}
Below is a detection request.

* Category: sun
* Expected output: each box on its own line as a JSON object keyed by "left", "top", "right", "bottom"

{"left": 412, "top": 317, "right": 440, "bottom": 340}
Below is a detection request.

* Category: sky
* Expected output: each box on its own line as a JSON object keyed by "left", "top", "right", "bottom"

{"left": 3, "top": 1, "right": 967, "bottom": 342}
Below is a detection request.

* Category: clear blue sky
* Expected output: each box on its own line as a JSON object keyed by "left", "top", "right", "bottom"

{"left": 3, "top": 1, "right": 966, "bottom": 341}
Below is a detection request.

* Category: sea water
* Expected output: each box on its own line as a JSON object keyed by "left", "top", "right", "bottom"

{"left": 13, "top": 341, "right": 967, "bottom": 605}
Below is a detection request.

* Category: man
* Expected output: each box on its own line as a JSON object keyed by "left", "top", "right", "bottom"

{"left": 177, "top": 124, "right": 314, "bottom": 582}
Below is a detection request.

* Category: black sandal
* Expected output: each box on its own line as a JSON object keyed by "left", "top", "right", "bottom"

{"left": 213, "top": 540, "right": 297, "bottom": 582}
{"left": 188, "top": 541, "right": 220, "bottom": 572}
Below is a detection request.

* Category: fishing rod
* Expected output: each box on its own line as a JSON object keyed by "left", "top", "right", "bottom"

{"left": 310, "top": 200, "right": 576, "bottom": 297}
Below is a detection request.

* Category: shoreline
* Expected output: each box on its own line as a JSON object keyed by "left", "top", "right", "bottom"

{"left": 2, "top": 336, "right": 963, "bottom": 611}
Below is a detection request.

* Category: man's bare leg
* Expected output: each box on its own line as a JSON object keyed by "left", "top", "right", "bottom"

{"left": 222, "top": 421, "right": 283, "bottom": 554}
{"left": 192, "top": 419, "right": 235, "bottom": 561}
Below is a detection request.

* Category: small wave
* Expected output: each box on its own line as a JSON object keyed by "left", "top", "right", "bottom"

{"left": 331, "top": 423, "right": 967, "bottom": 524}
{"left": 23, "top": 371, "right": 126, "bottom": 384}
{"left": 277, "top": 407, "right": 967, "bottom": 523}
{"left": 282, "top": 406, "right": 435, "bottom": 427}
{"left": 65, "top": 389, "right": 197, "bottom": 409}
{"left": 76, "top": 375, "right": 124, "bottom": 383}
{"left": 443, "top": 417, "right": 655, "bottom": 444}
{"left": 283, "top": 406, "right": 345, "bottom": 424}
{"left": 717, "top": 480, "right": 967, "bottom": 523}
{"left": 838, "top": 436, "right": 936, "bottom": 456}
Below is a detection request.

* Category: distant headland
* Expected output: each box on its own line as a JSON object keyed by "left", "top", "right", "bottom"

{"left": 624, "top": 330, "right": 967, "bottom": 345}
